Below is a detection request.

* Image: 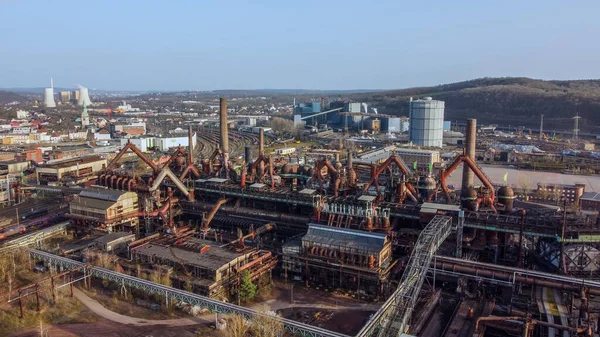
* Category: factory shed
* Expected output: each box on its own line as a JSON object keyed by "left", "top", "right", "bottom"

{"left": 282, "top": 224, "right": 395, "bottom": 298}
{"left": 302, "top": 224, "right": 390, "bottom": 268}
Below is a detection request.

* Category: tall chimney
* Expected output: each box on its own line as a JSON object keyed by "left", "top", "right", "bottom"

{"left": 258, "top": 127, "right": 265, "bottom": 174}
{"left": 462, "top": 119, "right": 477, "bottom": 189}
{"left": 244, "top": 145, "right": 251, "bottom": 164}
{"left": 258, "top": 128, "right": 264, "bottom": 155}
{"left": 219, "top": 98, "right": 229, "bottom": 165}
{"left": 188, "top": 125, "right": 194, "bottom": 163}
{"left": 347, "top": 149, "right": 353, "bottom": 168}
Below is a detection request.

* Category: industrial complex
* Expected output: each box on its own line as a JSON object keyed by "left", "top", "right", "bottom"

{"left": 2, "top": 90, "right": 600, "bottom": 337}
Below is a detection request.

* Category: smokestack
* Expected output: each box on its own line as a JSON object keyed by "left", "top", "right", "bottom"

{"left": 188, "top": 125, "right": 194, "bottom": 163}
{"left": 347, "top": 150, "right": 353, "bottom": 168}
{"left": 258, "top": 127, "right": 265, "bottom": 174}
{"left": 540, "top": 114, "right": 544, "bottom": 139}
{"left": 462, "top": 118, "right": 477, "bottom": 189}
{"left": 258, "top": 128, "right": 264, "bottom": 155}
{"left": 245, "top": 146, "right": 251, "bottom": 164}
{"left": 220, "top": 97, "right": 229, "bottom": 164}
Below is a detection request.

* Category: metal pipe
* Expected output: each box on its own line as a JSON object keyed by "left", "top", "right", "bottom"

{"left": 462, "top": 118, "right": 476, "bottom": 189}
{"left": 433, "top": 256, "right": 600, "bottom": 295}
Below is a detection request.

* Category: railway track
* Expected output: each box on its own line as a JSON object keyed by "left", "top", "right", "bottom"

{"left": 195, "top": 128, "right": 263, "bottom": 159}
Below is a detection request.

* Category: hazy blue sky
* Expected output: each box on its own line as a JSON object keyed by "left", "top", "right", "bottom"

{"left": 1, "top": 0, "right": 599, "bottom": 91}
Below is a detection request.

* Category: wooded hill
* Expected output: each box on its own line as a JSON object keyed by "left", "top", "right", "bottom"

{"left": 351, "top": 77, "right": 600, "bottom": 132}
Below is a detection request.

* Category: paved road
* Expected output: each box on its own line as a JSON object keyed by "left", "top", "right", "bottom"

{"left": 75, "top": 287, "right": 376, "bottom": 328}
{"left": 74, "top": 288, "right": 211, "bottom": 327}
{"left": 446, "top": 163, "right": 600, "bottom": 192}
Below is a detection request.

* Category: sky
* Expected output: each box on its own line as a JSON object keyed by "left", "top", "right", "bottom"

{"left": 1, "top": 0, "right": 599, "bottom": 91}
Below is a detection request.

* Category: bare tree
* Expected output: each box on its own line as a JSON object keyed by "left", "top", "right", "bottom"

{"left": 518, "top": 176, "right": 532, "bottom": 199}
{"left": 537, "top": 183, "right": 549, "bottom": 201}
{"left": 552, "top": 187, "right": 563, "bottom": 205}
{"left": 251, "top": 307, "right": 284, "bottom": 337}
{"left": 226, "top": 314, "right": 250, "bottom": 337}
{"left": 268, "top": 117, "right": 295, "bottom": 134}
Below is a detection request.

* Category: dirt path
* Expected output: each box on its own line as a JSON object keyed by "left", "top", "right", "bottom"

{"left": 73, "top": 288, "right": 211, "bottom": 327}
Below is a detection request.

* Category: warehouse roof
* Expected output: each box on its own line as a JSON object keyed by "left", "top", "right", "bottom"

{"left": 94, "top": 232, "right": 135, "bottom": 245}
{"left": 72, "top": 196, "right": 116, "bottom": 210}
{"left": 581, "top": 192, "right": 600, "bottom": 202}
{"left": 302, "top": 224, "right": 388, "bottom": 254}
{"left": 133, "top": 240, "right": 244, "bottom": 272}
{"left": 79, "top": 187, "right": 127, "bottom": 202}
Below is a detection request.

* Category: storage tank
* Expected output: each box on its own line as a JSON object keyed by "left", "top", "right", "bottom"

{"left": 497, "top": 186, "right": 515, "bottom": 213}
{"left": 460, "top": 187, "right": 478, "bottom": 211}
{"left": 409, "top": 97, "right": 445, "bottom": 147}
{"left": 417, "top": 175, "right": 437, "bottom": 200}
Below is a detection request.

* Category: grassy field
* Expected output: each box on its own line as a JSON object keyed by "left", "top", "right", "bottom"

{"left": 0, "top": 288, "right": 97, "bottom": 337}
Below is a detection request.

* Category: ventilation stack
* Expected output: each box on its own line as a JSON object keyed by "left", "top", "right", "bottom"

{"left": 219, "top": 98, "right": 230, "bottom": 173}
{"left": 462, "top": 118, "right": 477, "bottom": 189}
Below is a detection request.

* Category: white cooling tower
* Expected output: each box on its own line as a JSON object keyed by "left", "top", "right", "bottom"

{"left": 77, "top": 87, "right": 93, "bottom": 106}
{"left": 43, "top": 87, "right": 56, "bottom": 108}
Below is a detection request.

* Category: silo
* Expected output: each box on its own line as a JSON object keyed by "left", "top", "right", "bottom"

{"left": 409, "top": 97, "right": 444, "bottom": 147}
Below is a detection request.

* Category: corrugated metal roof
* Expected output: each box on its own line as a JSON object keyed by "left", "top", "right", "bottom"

{"left": 79, "top": 187, "right": 126, "bottom": 202}
{"left": 94, "top": 232, "right": 135, "bottom": 245}
{"left": 581, "top": 192, "right": 600, "bottom": 201}
{"left": 302, "top": 223, "right": 387, "bottom": 254}
{"left": 72, "top": 196, "right": 115, "bottom": 210}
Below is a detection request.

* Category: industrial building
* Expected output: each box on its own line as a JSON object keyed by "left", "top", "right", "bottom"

{"left": 59, "top": 91, "right": 71, "bottom": 104}
{"left": 71, "top": 90, "right": 80, "bottom": 104}
{"left": 36, "top": 155, "right": 107, "bottom": 185}
{"left": 69, "top": 187, "right": 139, "bottom": 232}
{"left": 43, "top": 78, "right": 56, "bottom": 108}
{"left": 380, "top": 116, "right": 409, "bottom": 133}
{"left": 579, "top": 191, "right": 600, "bottom": 212}
{"left": 120, "top": 132, "right": 196, "bottom": 152}
{"left": 77, "top": 87, "right": 93, "bottom": 106}
{"left": 282, "top": 224, "right": 394, "bottom": 297}
{"left": 354, "top": 146, "right": 440, "bottom": 170}
{"left": 409, "top": 97, "right": 445, "bottom": 147}
{"left": 131, "top": 238, "right": 277, "bottom": 299}
{"left": 22, "top": 95, "right": 600, "bottom": 337}
{"left": 94, "top": 232, "right": 136, "bottom": 252}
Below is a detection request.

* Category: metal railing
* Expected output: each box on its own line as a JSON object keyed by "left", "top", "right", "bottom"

{"left": 29, "top": 249, "right": 349, "bottom": 337}
{"left": 356, "top": 215, "right": 453, "bottom": 337}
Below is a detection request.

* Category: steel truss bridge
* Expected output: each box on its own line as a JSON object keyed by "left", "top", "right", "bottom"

{"left": 29, "top": 249, "right": 350, "bottom": 337}
{"left": 356, "top": 215, "right": 454, "bottom": 337}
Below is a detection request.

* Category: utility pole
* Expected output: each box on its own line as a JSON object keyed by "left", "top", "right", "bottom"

{"left": 573, "top": 113, "right": 581, "bottom": 140}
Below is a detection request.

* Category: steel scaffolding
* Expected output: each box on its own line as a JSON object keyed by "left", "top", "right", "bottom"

{"left": 356, "top": 215, "right": 453, "bottom": 337}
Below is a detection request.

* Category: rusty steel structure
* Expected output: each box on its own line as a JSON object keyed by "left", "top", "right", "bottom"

{"left": 49, "top": 107, "right": 600, "bottom": 337}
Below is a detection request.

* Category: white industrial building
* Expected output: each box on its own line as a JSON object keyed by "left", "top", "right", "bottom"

{"left": 120, "top": 132, "right": 197, "bottom": 152}
{"left": 409, "top": 97, "right": 444, "bottom": 147}
{"left": 77, "top": 87, "right": 93, "bottom": 106}
{"left": 43, "top": 78, "right": 56, "bottom": 108}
